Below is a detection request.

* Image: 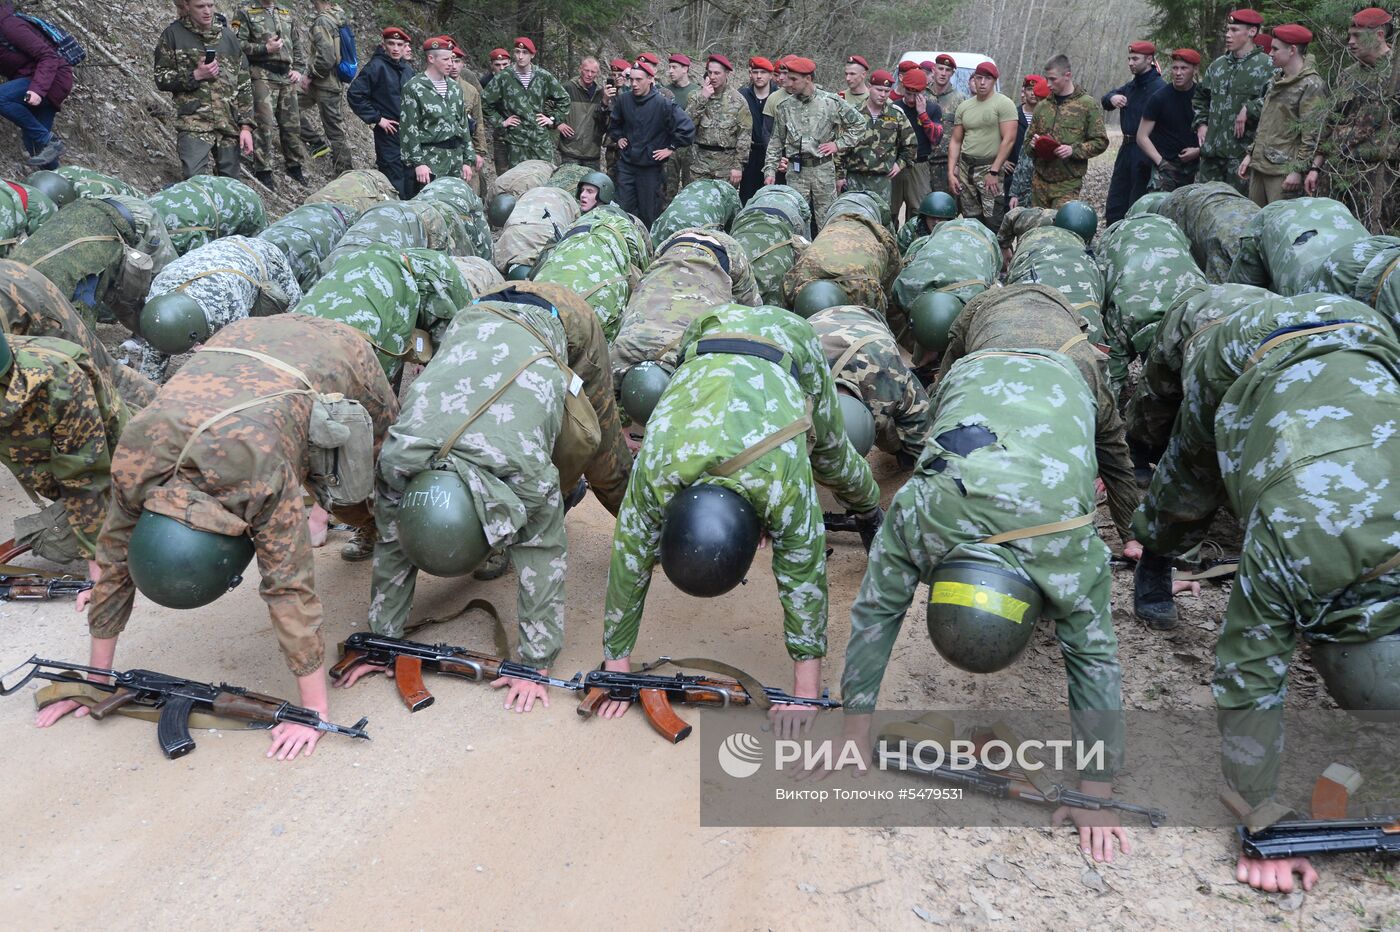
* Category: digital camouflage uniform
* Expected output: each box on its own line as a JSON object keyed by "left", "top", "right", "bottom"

{"left": 1212, "top": 332, "right": 1400, "bottom": 805}
{"left": 1097, "top": 214, "right": 1206, "bottom": 393}
{"left": 1228, "top": 197, "right": 1371, "bottom": 296}
{"left": 54, "top": 167, "right": 143, "bottom": 200}
{"left": 489, "top": 159, "right": 555, "bottom": 200}
{"left": 493, "top": 185, "right": 580, "bottom": 273}
{"left": 256, "top": 202, "right": 352, "bottom": 290}
{"left": 936, "top": 285, "right": 1139, "bottom": 543}
{"left": 841, "top": 349, "right": 1122, "bottom": 772}
{"left": 304, "top": 168, "right": 398, "bottom": 215}
{"left": 686, "top": 83, "right": 753, "bottom": 183}
{"left": 232, "top": 2, "right": 307, "bottom": 173}
{"left": 0, "top": 180, "right": 54, "bottom": 258}
{"left": 603, "top": 303, "right": 881, "bottom": 661}
{"left": 1308, "top": 234, "right": 1400, "bottom": 326}
{"left": 1149, "top": 180, "right": 1260, "bottom": 283}
{"left": 89, "top": 316, "right": 397, "bottom": 677}
{"left": 1023, "top": 88, "right": 1109, "bottom": 207}
{"left": 0, "top": 260, "right": 155, "bottom": 408}
{"left": 294, "top": 246, "right": 470, "bottom": 380}
{"left": 996, "top": 205, "right": 1055, "bottom": 253}
{"left": 480, "top": 67, "right": 571, "bottom": 169}
{"left": 808, "top": 303, "right": 930, "bottom": 463}
{"left": 368, "top": 302, "right": 569, "bottom": 665}
{"left": 1133, "top": 291, "right": 1393, "bottom": 558}
{"left": 1316, "top": 53, "right": 1399, "bottom": 235}
{"left": 398, "top": 196, "right": 473, "bottom": 262}
{"left": 763, "top": 88, "right": 866, "bottom": 231}
{"left": 731, "top": 184, "right": 811, "bottom": 305}
{"left": 153, "top": 16, "right": 254, "bottom": 178}
{"left": 649, "top": 178, "right": 741, "bottom": 249}
{"left": 413, "top": 177, "right": 493, "bottom": 262}
{"left": 139, "top": 235, "right": 302, "bottom": 382}
{"left": 611, "top": 229, "right": 759, "bottom": 376}
{"left": 298, "top": 4, "right": 353, "bottom": 174}
{"left": 322, "top": 203, "right": 428, "bottom": 271}
{"left": 783, "top": 211, "right": 899, "bottom": 317}
{"left": 1006, "top": 225, "right": 1107, "bottom": 341}
{"left": 399, "top": 73, "right": 476, "bottom": 185}
{"left": 892, "top": 218, "right": 1002, "bottom": 350}
{"left": 0, "top": 335, "right": 129, "bottom": 562}
{"left": 532, "top": 210, "right": 637, "bottom": 339}
{"left": 1192, "top": 47, "right": 1275, "bottom": 194}
{"left": 147, "top": 175, "right": 268, "bottom": 255}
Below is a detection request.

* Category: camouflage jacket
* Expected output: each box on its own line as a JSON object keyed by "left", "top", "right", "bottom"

{"left": 457, "top": 76, "right": 489, "bottom": 159}
{"left": 303, "top": 5, "right": 346, "bottom": 88}
{"left": 1023, "top": 87, "right": 1109, "bottom": 184}
{"left": 784, "top": 213, "right": 900, "bottom": 315}
{"left": 1320, "top": 53, "right": 1400, "bottom": 164}
{"left": 931, "top": 85, "right": 964, "bottom": 159}
{"left": 153, "top": 16, "right": 254, "bottom": 138}
{"left": 146, "top": 175, "right": 268, "bottom": 255}
{"left": 0, "top": 336, "right": 129, "bottom": 558}
{"left": 686, "top": 83, "right": 753, "bottom": 174}
{"left": 532, "top": 215, "right": 635, "bottom": 340}
{"left": 55, "top": 167, "right": 143, "bottom": 200}
{"left": 399, "top": 73, "right": 476, "bottom": 177}
{"left": 763, "top": 88, "right": 865, "bottom": 175}
{"left": 412, "top": 177, "right": 493, "bottom": 262}
{"left": 1006, "top": 225, "right": 1107, "bottom": 341}
{"left": 304, "top": 168, "right": 398, "bottom": 216}
{"left": 1151, "top": 180, "right": 1260, "bottom": 282}
{"left": 1249, "top": 61, "right": 1327, "bottom": 176}
{"left": 892, "top": 218, "right": 1002, "bottom": 345}
{"left": 89, "top": 316, "right": 397, "bottom": 677}
{"left": 480, "top": 67, "right": 571, "bottom": 164}
{"left": 322, "top": 203, "right": 427, "bottom": 270}
{"left": 649, "top": 179, "right": 741, "bottom": 249}
{"left": 257, "top": 202, "right": 352, "bottom": 290}
{"left": 838, "top": 101, "right": 917, "bottom": 177}
{"left": 1192, "top": 47, "right": 1275, "bottom": 161}
{"left": 232, "top": 3, "right": 303, "bottom": 81}
{"left": 1228, "top": 196, "right": 1370, "bottom": 296}
{"left": 732, "top": 185, "right": 811, "bottom": 305}
{"left": 493, "top": 185, "right": 579, "bottom": 272}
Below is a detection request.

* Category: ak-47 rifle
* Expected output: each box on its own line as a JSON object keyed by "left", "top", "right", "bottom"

{"left": 329, "top": 632, "right": 583, "bottom": 712}
{"left": 0, "top": 575, "right": 92, "bottom": 601}
{"left": 1239, "top": 816, "right": 1400, "bottom": 859}
{"left": 577, "top": 658, "right": 843, "bottom": 744}
{"left": 0, "top": 657, "right": 371, "bottom": 759}
{"left": 823, "top": 512, "right": 860, "bottom": 534}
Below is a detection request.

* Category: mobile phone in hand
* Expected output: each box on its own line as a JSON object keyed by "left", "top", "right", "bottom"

{"left": 205, "top": 48, "right": 217, "bottom": 64}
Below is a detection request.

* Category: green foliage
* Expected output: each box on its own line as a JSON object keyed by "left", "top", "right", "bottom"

{"left": 1144, "top": 0, "right": 1362, "bottom": 62}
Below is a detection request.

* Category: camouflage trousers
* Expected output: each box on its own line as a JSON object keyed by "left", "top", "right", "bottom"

{"left": 927, "top": 156, "right": 952, "bottom": 195}
{"left": 251, "top": 75, "right": 307, "bottom": 173}
{"left": 176, "top": 132, "right": 242, "bottom": 180}
{"left": 893, "top": 160, "right": 931, "bottom": 225}
{"left": 844, "top": 171, "right": 892, "bottom": 206}
{"left": 1197, "top": 155, "right": 1248, "bottom": 195}
{"left": 956, "top": 158, "right": 1004, "bottom": 230}
{"left": 1031, "top": 173, "right": 1085, "bottom": 209}
{"left": 1148, "top": 159, "right": 1197, "bottom": 192}
{"left": 299, "top": 81, "right": 353, "bottom": 174}
{"left": 789, "top": 159, "right": 838, "bottom": 235}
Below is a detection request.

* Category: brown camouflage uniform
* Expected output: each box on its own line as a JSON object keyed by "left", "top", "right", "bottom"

{"left": 0, "top": 336, "right": 130, "bottom": 561}
{"left": 782, "top": 212, "right": 900, "bottom": 314}
{"left": 1023, "top": 87, "right": 1109, "bottom": 207}
{"left": 685, "top": 83, "right": 753, "bottom": 183}
{"left": 88, "top": 316, "right": 398, "bottom": 676}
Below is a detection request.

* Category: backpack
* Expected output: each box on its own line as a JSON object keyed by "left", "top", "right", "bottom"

{"left": 4, "top": 12, "right": 85, "bottom": 67}
{"left": 336, "top": 23, "right": 357, "bottom": 82}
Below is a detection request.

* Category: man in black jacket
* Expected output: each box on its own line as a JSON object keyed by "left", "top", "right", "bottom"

{"left": 1101, "top": 40, "right": 1164, "bottom": 223}
{"left": 347, "top": 26, "right": 414, "bottom": 198}
{"left": 739, "top": 56, "right": 774, "bottom": 202}
{"left": 609, "top": 58, "right": 694, "bottom": 225}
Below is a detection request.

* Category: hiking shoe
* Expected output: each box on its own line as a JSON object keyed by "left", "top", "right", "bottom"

{"left": 340, "top": 526, "right": 375, "bottom": 562}
{"left": 26, "top": 136, "right": 64, "bottom": 167}
{"left": 472, "top": 547, "right": 512, "bottom": 581}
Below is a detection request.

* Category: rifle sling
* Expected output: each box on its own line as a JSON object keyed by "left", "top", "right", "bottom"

{"left": 830, "top": 333, "right": 882, "bottom": 381}
{"left": 32, "top": 681, "right": 263, "bottom": 731}
{"left": 636, "top": 656, "right": 774, "bottom": 710}
{"left": 402, "top": 597, "right": 513, "bottom": 661}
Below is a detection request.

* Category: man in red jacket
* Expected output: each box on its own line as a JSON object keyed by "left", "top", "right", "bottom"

{"left": 0, "top": 4, "right": 73, "bottom": 168}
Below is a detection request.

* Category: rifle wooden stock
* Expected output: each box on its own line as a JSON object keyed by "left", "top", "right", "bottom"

{"left": 640, "top": 688, "right": 692, "bottom": 744}
{"left": 328, "top": 648, "right": 370, "bottom": 682}
{"left": 89, "top": 687, "right": 138, "bottom": 720}
{"left": 577, "top": 687, "right": 607, "bottom": 719}
{"left": 394, "top": 656, "right": 434, "bottom": 712}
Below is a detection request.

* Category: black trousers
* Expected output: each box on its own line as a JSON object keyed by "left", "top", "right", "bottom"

{"left": 618, "top": 160, "right": 666, "bottom": 227}
{"left": 1105, "top": 143, "right": 1150, "bottom": 225}
{"left": 373, "top": 127, "right": 411, "bottom": 199}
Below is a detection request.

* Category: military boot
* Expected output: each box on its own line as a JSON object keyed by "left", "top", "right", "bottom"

{"left": 472, "top": 546, "right": 512, "bottom": 581}
{"left": 340, "top": 526, "right": 375, "bottom": 562}
{"left": 1134, "top": 550, "right": 1178, "bottom": 630}
{"left": 288, "top": 165, "right": 307, "bottom": 184}
{"left": 255, "top": 170, "right": 276, "bottom": 190}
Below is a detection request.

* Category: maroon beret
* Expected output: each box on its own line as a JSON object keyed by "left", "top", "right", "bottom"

{"left": 1272, "top": 23, "right": 1312, "bottom": 46}
{"left": 786, "top": 56, "right": 817, "bottom": 75}
{"left": 513, "top": 37, "right": 536, "bottom": 55}
{"left": 974, "top": 61, "right": 999, "bottom": 79}
{"left": 1128, "top": 40, "right": 1156, "bottom": 54}
{"left": 1353, "top": 7, "right": 1392, "bottom": 27}
{"left": 846, "top": 54, "right": 869, "bottom": 70}
{"left": 382, "top": 27, "right": 411, "bottom": 43}
{"left": 869, "top": 69, "right": 894, "bottom": 88}
{"left": 669, "top": 53, "right": 692, "bottom": 66}
{"left": 1228, "top": 9, "right": 1263, "bottom": 26}
{"left": 749, "top": 56, "right": 775, "bottom": 72}
{"left": 935, "top": 54, "right": 956, "bottom": 68}
{"left": 1171, "top": 48, "right": 1202, "bottom": 66}
{"left": 707, "top": 53, "right": 733, "bottom": 71}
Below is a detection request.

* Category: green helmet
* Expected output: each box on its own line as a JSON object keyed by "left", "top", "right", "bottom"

{"left": 0, "top": 329, "right": 10, "bottom": 378}
{"left": 140, "top": 292, "right": 209, "bottom": 356}
{"left": 396, "top": 469, "right": 490, "bottom": 577}
{"left": 927, "top": 559, "right": 1043, "bottom": 673}
{"left": 1053, "top": 200, "right": 1098, "bottom": 243}
{"left": 505, "top": 263, "right": 533, "bottom": 281}
{"left": 24, "top": 170, "right": 77, "bottom": 207}
{"left": 792, "top": 280, "right": 849, "bottom": 318}
{"left": 128, "top": 511, "right": 254, "bottom": 609}
{"left": 620, "top": 361, "right": 673, "bottom": 424}
{"left": 487, "top": 193, "right": 518, "bottom": 228}
{"left": 578, "top": 172, "right": 615, "bottom": 206}
{"left": 918, "top": 190, "right": 958, "bottom": 220}
{"left": 909, "top": 291, "right": 963, "bottom": 353}
{"left": 659, "top": 484, "right": 761, "bottom": 597}
{"left": 838, "top": 392, "right": 876, "bottom": 457}
{"left": 1311, "top": 634, "right": 1400, "bottom": 712}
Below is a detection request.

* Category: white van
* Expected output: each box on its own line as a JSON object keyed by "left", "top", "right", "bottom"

{"left": 898, "top": 52, "right": 1000, "bottom": 95}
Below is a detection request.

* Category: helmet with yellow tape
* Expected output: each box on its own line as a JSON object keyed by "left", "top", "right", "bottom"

{"left": 926, "top": 559, "right": 1043, "bottom": 673}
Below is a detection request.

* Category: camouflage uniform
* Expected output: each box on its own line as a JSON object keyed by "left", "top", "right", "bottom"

{"left": 928, "top": 85, "right": 964, "bottom": 196}
{"left": 1149, "top": 180, "right": 1260, "bottom": 283}
{"left": 304, "top": 169, "right": 398, "bottom": 215}
{"left": 1023, "top": 88, "right": 1109, "bottom": 207}
{"left": 456, "top": 75, "right": 489, "bottom": 195}
{"left": 0, "top": 260, "right": 156, "bottom": 408}
{"left": 154, "top": 15, "right": 255, "bottom": 178}
{"left": 53, "top": 167, "right": 143, "bottom": 200}
{"left": 808, "top": 304, "right": 930, "bottom": 463}
{"left": 837, "top": 101, "right": 916, "bottom": 206}
{"left": 480, "top": 67, "right": 571, "bottom": 169}
{"left": 0, "top": 180, "right": 53, "bottom": 258}
{"left": 256, "top": 202, "right": 351, "bottom": 290}
{"left": 783, "top": 212, "right": 899, "bottom": 317}
{"left": 489, "top": 159, "right": 555, "bottom": 199}
{"left": 139, "top": 235, "right": 303, "bottom": 382}
{"left": 232, "top": 2, "right": 307, "bottom": 174}
{"left": 1308, "top": 234, "right": 1400, "bottom": 327}
{"left": 1192, "top": 46, "right": 1275, "bottom": 194}
{"left": 1245, "top": 59, "right": 1326, "bottom": 206}
{"left": 0, "top": 336, "right": 130, "bottom": 561}
{"left": 322, "top": 203, "right": 428, "bottom": 271}
{"left": 532, "top": 210, "right": 637, "bottom": 339}
{"left": 413, "top": 177, "right": 493, "bottom": 262}
{"left": 1228, "top": 197, "right": 1371, "bottom": 296}
{"left": 575, "top": 203, "right": 652, "bottom": 270}
{"left": 294, "top": 246, "right": 469, "bottom": 380}
{"left": 685, "top": 83, "right": 753, "bottom": 183}
{"left": 824, "top": 190, "right": 892, "bottom": 232}
{"left": 892, "top": 218, "right": 1001, "bottom": 350}
{"left": 936, "top": 285, "right": 1139, "bottom": 543}
{"left": 493, "top": 185, "right": 580, "bottom": 273}
{"left": 603, "top": 303, "right": 880, "bottom": 661}
{"left": 1097, "top": 214, "right": 1207, "bottom": 393}
{"left": 451, "top": 255, "right": 505, "bottom": 298}
{"left": 399, "top": 73, "right": 476, "bottom": 186}
{"left": 894, "top": 215, "right": 937, "bottom": 254}
{"left": 763, "top": 88, "right": 865, "bottom": 231}
{"left": 368, "top": 302, "right": 569, "bottom": 665}
{"left": 1316, "top": 53, "right": 1399, "bottom": 235}
{"left": 611, "top": 229, "right": 759, "bottom": 376}
{"left": 731, "top": 185, "right": 811, "bottom": 305}
{"left": 840, "top": 349, "right": 1122, "bottom": 765}
{"left": 1006, "top": 225, "right": 1106, "bottom": 340}
{"left": 996, "top": 205, "right": 1055, "bottom": 253}
{"left": 1133, "top": 291, "right": 1393, "bottom": 557}
{"left": 1212, "top": 333, "right": 1400, "bottom": 805}
{"left": 89, "top": 316, "right": 397, "bottom": 676}
{"left": 547, "top": 162, "right": 592, "bottom": 195}
{"left": 649, "top": 179, "right": 741, "bottom": 249}
{"left": 298, "top": 4, "right": 354, "bottom": 174}
{"left": 147, "top": 175, "right": 268, "bottom": 255}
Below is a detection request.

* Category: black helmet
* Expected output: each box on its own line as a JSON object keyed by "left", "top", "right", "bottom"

{"left": 927, "top": 559, "right": 1043, "bottom": 673}
{"left": 128, "top": 511, "right": 254, "bottom": 609}
{"left": 396, "top": 469, "right": 491, "bottom": 577}
{"left": 659, "top": 485, "right": 761, "bottom": 597}
{"left": 487, "top": 193, "right": 518, "bottom": 228}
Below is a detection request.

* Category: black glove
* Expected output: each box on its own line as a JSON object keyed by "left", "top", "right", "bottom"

{"left": 855, "top": 506, "right": 884, "bottom": 553}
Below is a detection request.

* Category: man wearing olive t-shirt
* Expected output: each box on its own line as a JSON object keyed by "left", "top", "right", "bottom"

{"left": 948, "top": 61, "right": 1018, "bottom": 229}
